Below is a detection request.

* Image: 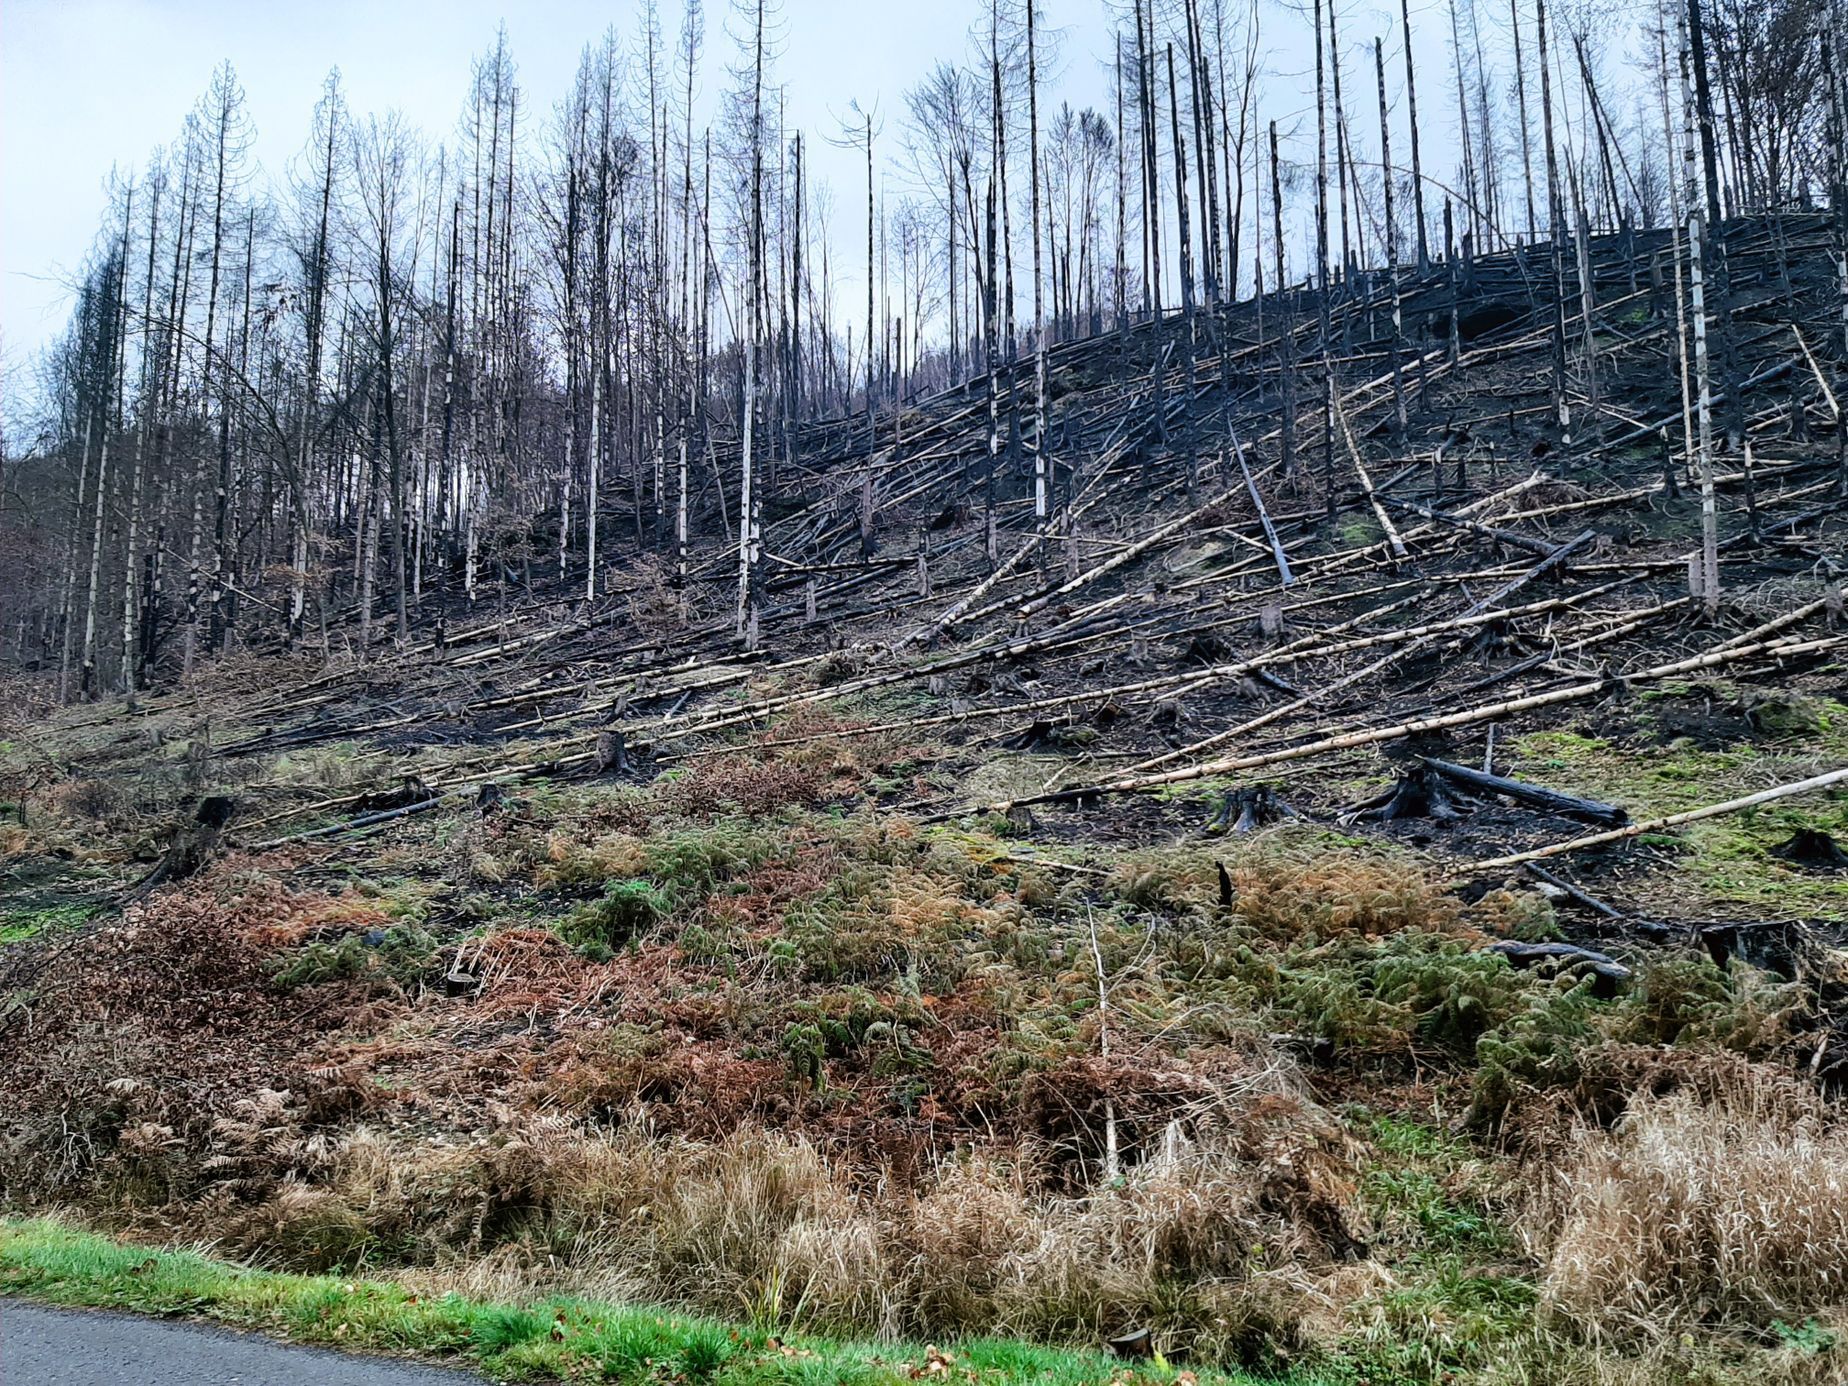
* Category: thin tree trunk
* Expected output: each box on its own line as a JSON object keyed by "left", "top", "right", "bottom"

{"left": 1314, "top": 0, "right": 1336, "bottom": 521}
{"left": 1680, "top": 8, "right": 1720, "bottom": 611}
{"left": 1376, "top": 38, "right": 1408, "bottom": 445}
{"left": 120, "top": 170, "right": 163, "bottom": 695}
{"left": 1400, "top": 0, "right": 1430, "bottom": 270}
{"left": 81, "top": 191, "right": 134, "bottom": 698}
{"left": 1270, "top": 121, "right": 1295, "bottom": 477}
{"left": 1655, "top": 11, "right": 1695, "bottom": 480}
{"left": 1536, "top": 0, "right": 1572, "bottom": 441}
{"left": 1511, "top": 0, "right": 1537, "bottom": 240}
{"left": 1027, "top": 0, "right": 1050, "bottom": 537}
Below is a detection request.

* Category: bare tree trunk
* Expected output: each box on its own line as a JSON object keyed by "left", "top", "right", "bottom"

{"left": 1376, "top": 38, "right": 1408, "bottom": 445}
{"left": 1168, "top": 44, "right": 1198, "bottom": 489}
{"left": 1829, "top": 23, "right": 1848, "bottom": 374}
{"left": 737, "top": 0, "right": 767, "bottom": 651}
{"left": 1572, "top": 174, "right": 1600, "bottom": 421}
{"left": 1270, "top": 121, "right": 1295, "bottom": 477}
{"left": 1447, "top": 0, "right": 1480, "bottom": 244}
{"left": 1536, "top": 0, "right": 1572, "bottom": 442}
{"left": 184, "top": 75, "right": 238, "bottom": 677}
{"left": 865, "top": 111, "right": 876, "bottom": 450}
{"left": 1400, "top": 0, "right": 1430, "bottom": 270}
{"left": 1116, "top": 33, "right": 1128, "bottom": 346}
{"left": 1654, "top": 10, "right": 1695, "bottom": 478}
{"left": 58, "top": 406, "right": 95, "bottom": 704}
{"left": 1027, "top": 0, "right": 1049, "bottom": 538}
{"left": 1329, "top": 0, "right": 1353, "bottom": 281}
{"left": 1136, "top": 0, "right": 1162, "bottom": 325}
{"left": 984, "top": 172, "right": 1001, "bottom": 558}
{"left": 295, "top": 81, "right": 341, "bottom": 652}
{"left": 1827, "top": 18, "right": 1847, "bottom": 357}
{"left": 1185, "top": 0, "right": 1222, "bottom": 304}
{"left": 81, "top": 190, "right": 134, "bottom": 698}
{"left": 790, "top": 129, "right": 803, "bottom": 444}
{"left": 120, "top": 169, "right": 163, "bottom": 695}
{"left": 1314, "top": 0, "right": 1336, "bottom": 521}
{"left": 1682, "top": 0, "right": 1738, "bottom": 455}
{"left": 212, "top": 204, "right": 255, "bottom": 654}
{"left": 1511, "top": 0, "right": 1537, "bottom": 240}
{"left": 146, "top": 144, "right": 199, "bottom": 685}
{"left": 1680, "top": 7, "right": 1720, "bottom": 611}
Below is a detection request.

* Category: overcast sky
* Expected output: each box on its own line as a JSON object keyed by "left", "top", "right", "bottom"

{"left": 2, "top": 0, "right": 1585, "bottom": 381}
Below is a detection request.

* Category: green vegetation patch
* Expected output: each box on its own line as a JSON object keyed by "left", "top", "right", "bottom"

{"left": 272, "top": 924, "right": 439, "bottom": 992}
{"left": 1, "top": 898, "right": 101, "bottom": 945}
{"left": 1512, "top": 694, "right": 1848, "bottom": 914}
{"left": 0, "top": 1217, "right": 1268, "bottom": 1385}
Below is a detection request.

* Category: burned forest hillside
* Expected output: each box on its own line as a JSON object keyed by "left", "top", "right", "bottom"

{"left": 7, "top": 207, "right": 1848, "bottom": 1383}
{"left": 5, "top": 0, "right": 1848, "bottom": 1375}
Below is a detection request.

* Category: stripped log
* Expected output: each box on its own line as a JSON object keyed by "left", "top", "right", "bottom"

{"left": 951, "top": 632, "right": 1848, "bottom": 819}
{"left": 248, "top": 795, "right": 451, "bottom": 850}
{"left": 1233, "top": 432, "right": 1294, "bottom": 587}
{"left": 1014, "top": 469, "right": 1271, "bottom": 620}
{"left": 1377, "top": 495, "right": 1560, "bottom": 558}
{"left": 1465, "top": 766, "right": 1848, "bottom": 873}
{"left": 1333, "top": 392, "right": 1408, "bottom": 559}
{"left": 1133, "top": 529, "right": 1597, "bottom": 772}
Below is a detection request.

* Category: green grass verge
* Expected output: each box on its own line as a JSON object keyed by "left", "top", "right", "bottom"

{"left": 0, "top": 1217, "right": 1274, "bottom": 1385}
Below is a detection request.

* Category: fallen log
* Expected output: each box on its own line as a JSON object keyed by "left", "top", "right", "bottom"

{"left": 1377, "top": 495, "right": 1560, "bottom": 558}
{"left": 1521, "top": 862, "right": 1628, "bottom": 922}
{"left": 1466, "top": 765, "right": 1848, "bottom": 873}
{"left": 1707, "top": 593, "right": 1834, "bottom": 652}
{"left": 1421, "top": 756, "right": 1628, "bottom": 826}
{"left": 948, "top": 632, "right": 1848, "bottom": 820}
{"left": 1232, "top": 432, "right": 1294, "bottom": 587}
{"left": 247, "top": 795, "right": 451, "bottom": 850}
{"left": 1333, "top": 393, "right": 1408, "bottom": 559}
{"left": 1015, "top": 474, "right": 1258, "bottom": 620}
{"left": 1132, "top": 529, "right": 1597, "bottom": 772}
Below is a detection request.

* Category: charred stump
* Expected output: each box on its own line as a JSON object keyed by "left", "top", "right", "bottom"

{"left": 1207, "top": 785, "right": 1299, "bottom": 834}
{"left": 133, "top": 794, "right": 238, "bottom": 896}
{"left": 1769, "top": 828, "right": 1848, "bottom": 871}
{"left": 1348, "top": 764, "right": 1477, "bottom": 821}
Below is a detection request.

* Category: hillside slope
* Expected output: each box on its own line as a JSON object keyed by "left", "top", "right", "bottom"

{"left": 5, "top": 218, "right": 1848, "bottom": 1383}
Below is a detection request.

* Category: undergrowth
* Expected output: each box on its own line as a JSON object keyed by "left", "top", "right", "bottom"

{"left": 1, "top": 1217, "right": 1253, "bottom": 1385}
{"left": 4, "top": 702, "right": 1845, "bottom": 1385}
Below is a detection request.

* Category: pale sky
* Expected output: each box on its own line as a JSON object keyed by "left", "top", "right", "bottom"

{"left": 0, "top": 0, "right": 1060, "bottom": 368}
{"left": 2, "top": 0, "right": 1601, "bottom": 385}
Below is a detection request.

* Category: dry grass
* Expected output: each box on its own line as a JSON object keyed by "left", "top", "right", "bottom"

{"left": 208, "top": 1102, "right": 1367, "bottom": 1369}
{"left": 1102, "top": 837, "right": 1460, "bottom": 944}
{"left": 1474, "top": 1327, "right": 1848, "bottom": 1386}
{"left": 1536, "top": 1084, "right": 1848, "bottom": 1340}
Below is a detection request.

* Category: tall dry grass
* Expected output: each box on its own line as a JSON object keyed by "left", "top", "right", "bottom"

{"left": 218, "top": 1104, "right": 1370, "bottom": 1369}
{"left": 1536, "top": 1084, "right": 1848, "bottom": 1339}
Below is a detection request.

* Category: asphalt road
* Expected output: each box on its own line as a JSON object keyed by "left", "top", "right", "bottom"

{"left": 0, "top": 1302, "right": 481, "bottom": 1385}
